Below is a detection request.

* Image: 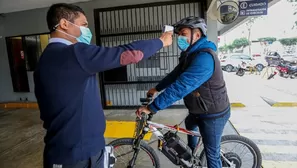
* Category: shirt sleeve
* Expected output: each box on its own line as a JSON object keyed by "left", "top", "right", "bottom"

{"left": 74, "top": 39, "right": 163, "bottom": 74}
{"left": 148, "top": 52, "right": 215, "bottom": 113}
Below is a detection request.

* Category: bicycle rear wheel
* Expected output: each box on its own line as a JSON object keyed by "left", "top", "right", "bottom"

{"left": 199, "top": 135, "right": 262, "bottom": 168}
{"left": 108, "top": 138, "right": 160, "bottom": 168}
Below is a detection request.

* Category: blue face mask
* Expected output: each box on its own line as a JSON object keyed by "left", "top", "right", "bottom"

{"left": 177, "top": 36, "right": 190, "bottom": 51}
{"left": 56, "top": 21, "right": 92, "bottom": 44}
{"left": 76, "top": 26, "right": 92, "bottom": 44}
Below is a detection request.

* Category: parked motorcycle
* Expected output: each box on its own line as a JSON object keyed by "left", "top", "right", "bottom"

{"left": 288, "top": 64, "right": 297, "bottom": 79}
{"left": 276, "top": 61, "right": 290, "bottom": 78}
{"left": 276, "top": 60, "right": 297, "bottom": 79}
{"left": 236, "top": 61, "right": 248, "bottom": 76}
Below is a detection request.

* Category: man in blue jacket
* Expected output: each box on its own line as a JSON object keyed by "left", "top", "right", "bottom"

{"left": 34, "top": 3, "right": 172, "bottom": 168}
{"left": 136, "top": 16, "right": 231, "bottom": 168}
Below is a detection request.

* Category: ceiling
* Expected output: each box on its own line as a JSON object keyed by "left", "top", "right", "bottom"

{"left": 0, "top": 0, "right": 91, "bottom": 14}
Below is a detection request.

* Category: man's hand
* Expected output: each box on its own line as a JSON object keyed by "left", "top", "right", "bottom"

{"left": 147, "top": 88, "right": 158, "bottom": 97}
{"left": 159, "top": 31, "right": 173, "bottom": 47}
{"left": 136, "top": 106, "right": 151, "bottom": 118}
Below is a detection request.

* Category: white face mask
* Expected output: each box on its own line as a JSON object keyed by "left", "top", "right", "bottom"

{"left": 55, "top": 21, "right": 92, "bottom": 44}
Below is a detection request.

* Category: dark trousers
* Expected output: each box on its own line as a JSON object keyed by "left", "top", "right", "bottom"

{"left": 44, "top": 150, "right": 104, "bottom": 168}
{"left": 185, "top": 110, "right": 230, "bottom": 168}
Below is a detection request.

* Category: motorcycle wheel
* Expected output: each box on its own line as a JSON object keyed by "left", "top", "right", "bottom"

{"left": 281, "top": 72, "right": 289, "bottom": 78}
{"left": 290, "top": 73, "right": 297, "bottom": 79}
{"left": 236, "top": 70, "right": 245, "bottom": 77}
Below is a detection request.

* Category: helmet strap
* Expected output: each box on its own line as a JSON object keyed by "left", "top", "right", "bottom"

{"left": 185, "top": 29, "right": 194, "bottom": 53}
{"left": 190, "top": 29, "right": 194, "bottom": 45}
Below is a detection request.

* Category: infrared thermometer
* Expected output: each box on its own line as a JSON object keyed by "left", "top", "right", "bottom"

{"left": 162, "top": 25, "right": 174, "bottom": 33}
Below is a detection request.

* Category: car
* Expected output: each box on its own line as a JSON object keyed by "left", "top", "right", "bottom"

{"left": 282, "top": 54, "right": 297, "bottom": 63}
{"left": 265, "top": 51, "right": 297, "bottom": 65}
{"left": 220, "top": 53, "right": 266, "bottom": 72}
{"left": 264, "top": 51, "right": 282, "bottom": 66}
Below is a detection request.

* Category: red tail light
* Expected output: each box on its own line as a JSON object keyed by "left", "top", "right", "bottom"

{"left": 221, "top": 60, "right": 226, "bottom": 62}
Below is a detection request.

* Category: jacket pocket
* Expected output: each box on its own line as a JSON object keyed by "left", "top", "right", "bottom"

{"left": 197, "top": 96, "right": 208, "bottom": 112}
{"left": 184, "top": 92, "right": 208, "bottom": 113}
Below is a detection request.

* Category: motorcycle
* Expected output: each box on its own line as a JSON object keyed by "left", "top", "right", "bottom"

{"left": 236, "top": 61, "right": 248, "bottom": 77}
{"left": 276, "top": 62, "right": 290, "bottom": 78}
{"left": 288, "top": 64, "right": 297, "bottom": 79}
{"left": 276, "top": 60, "right": 297, "bottom": 79}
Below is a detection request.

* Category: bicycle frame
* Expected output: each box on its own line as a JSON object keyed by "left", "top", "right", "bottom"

{"left": 130, "top": 116, "right": 234, "bottom": 168}
{"left": 146, "top": 121, "right": 205, "bottom": 158}
{"left": 128, "top": 98, "right": 235, "bottom": 168}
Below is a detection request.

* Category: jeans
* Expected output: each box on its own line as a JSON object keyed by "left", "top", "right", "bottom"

{"left": 44, "top": 150, "right": 104, "bottom": 168}
{"left": 185, "top": 110, "right": 231, "bottom": 168}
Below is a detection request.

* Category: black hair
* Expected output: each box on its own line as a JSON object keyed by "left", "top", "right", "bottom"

{"left": 46, "top": 3, "right": 85, "bottom": 32}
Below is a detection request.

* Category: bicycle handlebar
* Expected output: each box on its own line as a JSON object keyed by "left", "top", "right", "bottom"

{"left": 139, "top": 96, "right": 154, "bottom": 121}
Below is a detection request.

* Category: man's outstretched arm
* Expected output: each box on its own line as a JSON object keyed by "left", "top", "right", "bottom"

{"left": 74, "top": 32, "right": 172, "bottom": 74}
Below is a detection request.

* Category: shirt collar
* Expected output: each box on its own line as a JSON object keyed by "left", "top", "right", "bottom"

{"left": 49, "top": 38, "right": 73, "bottom": 45}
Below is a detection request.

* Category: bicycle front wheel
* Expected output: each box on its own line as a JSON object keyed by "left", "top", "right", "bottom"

{"left": 108, "top": 138, "right": 160, "bottom": 168}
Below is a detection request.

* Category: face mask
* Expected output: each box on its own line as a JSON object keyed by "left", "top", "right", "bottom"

{"left": 177, "top": 36, "right": 190, "bottom": 51}
{"left": 75, "top": 26, "right": 92, "bottom": 44}
{"left": 56, "top": 21, "right": 92, "bottom": 44}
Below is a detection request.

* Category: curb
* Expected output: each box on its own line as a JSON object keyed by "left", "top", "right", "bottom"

{"left": 104, "top": 121, "right": 152, "bottom": 140}
{"left": 261, "top": 97, "right": 297, "bottom": 107}
{"left": 271, "top": 102, "right": 297, "bottom": 107}
{"left": 0, "top": 102, "right": 38, "bottom": 109}
{"left": 230, "top": 103, "right": 246, "bottom": 107}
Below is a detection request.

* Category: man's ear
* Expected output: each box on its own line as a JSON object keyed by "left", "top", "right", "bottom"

{"left": 59, "top": 18, "right": 69, "bottom": 30}
{"left": 193, "top": 30, "right": 201, "bottom": 43}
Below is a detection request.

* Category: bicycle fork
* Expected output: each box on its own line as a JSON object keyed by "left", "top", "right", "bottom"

{"left": 128, "top": 126, "right": 149, "bottom": 168}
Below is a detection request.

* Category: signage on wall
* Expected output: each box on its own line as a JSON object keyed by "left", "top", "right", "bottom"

{"left": 238, "top": 0, "right": 268, "bottom": 16}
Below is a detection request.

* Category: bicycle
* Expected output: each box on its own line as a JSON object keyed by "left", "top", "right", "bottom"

{"left": 108, "top": 97, "right": 262, "bottom": 168}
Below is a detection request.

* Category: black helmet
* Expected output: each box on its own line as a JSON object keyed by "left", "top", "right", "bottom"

{"left": 172, "top": 16, "right": 207, "bottom": 36}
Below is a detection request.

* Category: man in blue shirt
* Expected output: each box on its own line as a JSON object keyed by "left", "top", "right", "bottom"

{"left": 136, "top": 17, "right": 231, "bottom": 168}
{"left": 34, "top": 3, "right": 172, "bottom": 168}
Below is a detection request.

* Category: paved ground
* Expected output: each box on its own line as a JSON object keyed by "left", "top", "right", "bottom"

{"left": 231, "top": 107, "right": 297, "bottom": 168}
{"left": 1, "top": 107, "right": 297, "bottom": 168}
{"left": 223, "top": 70, "right": 297, "bottom": 107}
{"left": 0, "top": 108, "right": 238, "bottom": 168}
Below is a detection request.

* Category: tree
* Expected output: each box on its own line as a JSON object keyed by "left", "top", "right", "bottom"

{"left": 279, "top": 37, "right": 297, "bottom": 52}
{"left": 279, "top": 37, "right": 297, "bottom": 46}
{"left": 232, "top": 38, "right": 250, "bottom": 49}
{"left": 258, "top": 37, "right": 277, "bottom": 43}
{"left": 227, "top": 44, "right": 235, "bottom": 53}
{"left": 245, "top": 17, "right": 262, "bottom": 55}
{"left": 258, "top": 37, "right": 277, "bottom": 54}
{"left": 219, "top": 44, "right": 229, "bottom": 53}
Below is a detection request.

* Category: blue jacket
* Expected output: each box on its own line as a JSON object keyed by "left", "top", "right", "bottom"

{"left": 148, "top": 36, "right": 217, "bottom": 112}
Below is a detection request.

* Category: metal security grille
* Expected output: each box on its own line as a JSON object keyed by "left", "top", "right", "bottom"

{"left": 94, "top": 1, "right": 204, "bottom": 108}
